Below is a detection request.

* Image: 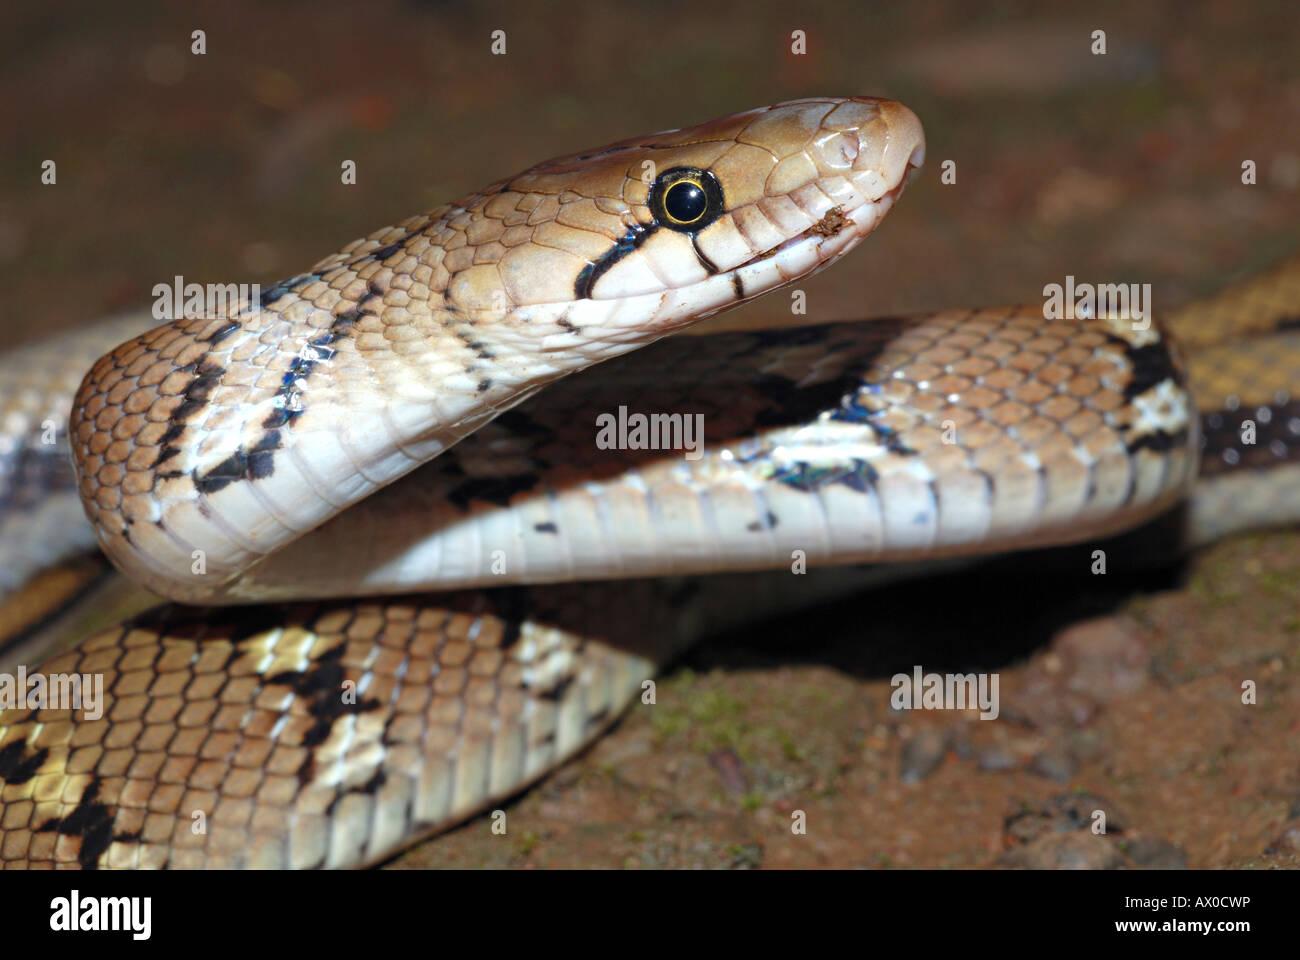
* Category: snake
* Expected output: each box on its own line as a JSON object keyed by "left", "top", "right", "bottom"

{"left": 1, "top": 95, "right": 1298, "bottom": 868}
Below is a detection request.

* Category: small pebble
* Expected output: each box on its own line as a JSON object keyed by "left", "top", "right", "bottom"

{"left": 1002, "top": 791, "right": 1127, "bottom": 846}
{"left": 1029, "top": 747, "right": 1078, "bottom": 782}
{"left": 1050, "top": 791, "right": 1128, "bottom": 833}
{"left": 1123, "top": 835, "right": 1187, "bottom": 869}
{"left": 899, "top": 729, "right": 950, "bottom": 783}
{"left": 977, "top": 746, "right": 1018, "bottom": 772}
{"left": 708, "top": 748, "right": 750, "bottom": 794}
{"left": 1264, "top": 819, "right": 1300, "bottom": 855}
{"left": 1054, "top": 617, "right": 1151, "bottom": 701}
{"left": 997, "top": 832, "right": 1125, "bottom": 869}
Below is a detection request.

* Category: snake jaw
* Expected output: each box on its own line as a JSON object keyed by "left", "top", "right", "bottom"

{"left": 734, "top": 206, "right": 855, "bottom": 269}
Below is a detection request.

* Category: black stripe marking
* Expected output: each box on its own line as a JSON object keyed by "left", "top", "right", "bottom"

{"left": 0, "top": 440, "right": 77, "bottom": 520}
{"left": 192, "top": 309, "right": 361, "bottom": 493}
{"left": 206, "top": 321, "right": 240, "bottom": 344}
{"left": 1199, "top": 399, "right": 1300, "bottom": 476}
{"left": 32, "top": 779, "right": 138, "bottom": 870}
{"left": 157, "top": 359, "right": 228, "bottom": 477}
{"left": 1127, "top": 428, "right": 1188, "bottom": 455}
{"left": 326, "top": 770, "right": 388, "bottom": 816}
{"left": 538, "top": 674, "right": 575, "bottom": 703}
{"left": 690, "top": 235, "right": 720, "bottom": 275}
{"left": 574, "top": 223, "right": 657, "bottom": 299}
{"left": 266, "top": 643, "right": 383, "bottom": 784}
{"left": 1102, "top": 333, "right": 1188, "bottom": 454}
{"left": 0, "top": 739, "right": 48, "bottom": 785}
{"left": 259, "top": 272, "right": 322, "bottom": 308}
{"left": 1104, "top": 335, "right": 1186, "bottom": 400}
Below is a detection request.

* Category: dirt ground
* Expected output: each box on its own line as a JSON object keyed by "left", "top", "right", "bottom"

{"left": 388, "top": 529, "right": 1300, "bottom": 869}
{"left": 2, "top": 0, "right": 1298, "bottom": 868}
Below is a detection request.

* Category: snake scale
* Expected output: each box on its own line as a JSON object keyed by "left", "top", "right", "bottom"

{"left": 1, "top": 97, "right": 1299, "bottom": 868}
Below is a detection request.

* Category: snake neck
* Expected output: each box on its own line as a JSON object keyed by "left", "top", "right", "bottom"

{"left": 65, "top": 97, "right": 929, "bottom": 602}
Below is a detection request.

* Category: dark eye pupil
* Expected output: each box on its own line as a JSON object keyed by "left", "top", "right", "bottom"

{"left": 664, "top": 180, "right": 707, "bottom": 223}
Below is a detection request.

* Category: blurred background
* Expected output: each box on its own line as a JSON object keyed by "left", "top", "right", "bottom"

{"left": 3, "top": 1, "right": 1298, "bottom": 869}
{"left": 3, "top": 0, "right": 1297, "bottom": 347}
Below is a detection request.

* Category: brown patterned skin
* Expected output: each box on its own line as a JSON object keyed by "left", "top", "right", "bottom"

{"left": 2, "top": 96, "right": 1299, "bottom": 868}
{"left": 0, "top": 585, "right": 680, "bottom": 868}
{"left": 1171, "top": 260, "right": 1300, "bottom": 541}
{"left": 0, "top": 315, "right": 148, "bottom": 602}
{"left": 2, "top": 288, "right": 1297, "bottom": 867}
{"left": 9, "top": 261, "right": 1298, "bottom": 610}
{"left": 0, "top": 306, "right": 1201, "bottom": 870}
{"left": 220, "top": 305, "right": 1199, "bottom": 600}
{"left": 1165, "top": 255, "right": 1300, "bottom": 352}
{"left": 0, "top": 567, "right": 881, "bottom": 869}
{"left": 67, "top": 97, "right": 924, "bottom": 604}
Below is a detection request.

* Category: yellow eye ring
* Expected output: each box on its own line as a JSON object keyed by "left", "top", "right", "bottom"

{"left": 649, "top": 167, "right": 724, "bottom": 233}
{"left": 662, "top": 178, "right": 708, "bottom": 225}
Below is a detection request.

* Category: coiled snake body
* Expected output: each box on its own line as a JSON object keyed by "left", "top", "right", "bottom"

{"left": 1, "top": 97, "right": 1298, "bottom": 868}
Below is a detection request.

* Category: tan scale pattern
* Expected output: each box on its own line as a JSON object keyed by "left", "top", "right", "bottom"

{"left": 1168, "top": 257, "right": 1300, "bottom": 536}
{"left": 66, "top": 97, "right": 924, "bottom": 603}
{"left": 0, "top": 291, "right": 1295, "bottom": 868}
{"left": 0, "top": 584, "right": 684, "bottom": 869}
{"left": 1165, "top": 253, "right": 1300, "bottom": 349}
{"left": 221, "top": 305, "right": 1197, "bottom": 599}
{"left": 0, "top": 314, "right": 152, "bottom": 601}
{"left": 850, "top": 308, "right": 1179, "bottom": 452}
{"left": 761, "top": 305, "right": 1196, "bottom": 549}
{"left": 2, "top": 100, "right": 1300, "bottom": 863}
{"left": 1184, "top": 332, "right": 1300, "bottom": 412}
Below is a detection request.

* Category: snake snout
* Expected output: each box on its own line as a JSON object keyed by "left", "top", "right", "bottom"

{"left": 834, "top": 97, "right": 926, "bottom": 202}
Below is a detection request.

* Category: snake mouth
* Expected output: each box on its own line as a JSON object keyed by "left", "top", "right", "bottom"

{"left": 724, "top": 160, "right": 920, "bottom": 288}
{"left": 725, "top": 128, "right": 926, "bottom": 283}
{"left": 733, "top": 208, "right": 855, "bottom": 271}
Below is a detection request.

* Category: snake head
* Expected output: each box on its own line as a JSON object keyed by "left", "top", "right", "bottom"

{"left": 439, "top": 96, "right": 926, "bottom": 336}
{"left": 66, "top": 98, "right": 924, "bottom": 604}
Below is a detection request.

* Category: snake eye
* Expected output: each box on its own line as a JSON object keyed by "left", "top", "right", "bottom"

{"left": 663, "top": 179, "right": 707, "bottom": 224}
{"left": 649, "top": 166, "right": 724, "bottom": 233}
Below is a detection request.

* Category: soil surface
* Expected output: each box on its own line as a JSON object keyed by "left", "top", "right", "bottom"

{"left": 3, "top": 0, "right": 1298, "bottom": 868}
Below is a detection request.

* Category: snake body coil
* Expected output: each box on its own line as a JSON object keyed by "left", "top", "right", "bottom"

{"left": 1, "top": 97, "right": 1298, "bottom": 868}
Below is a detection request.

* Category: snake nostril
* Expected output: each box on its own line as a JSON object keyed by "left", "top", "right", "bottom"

{"left": 816, "top": 131, "right": 860, "bottom": 170}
